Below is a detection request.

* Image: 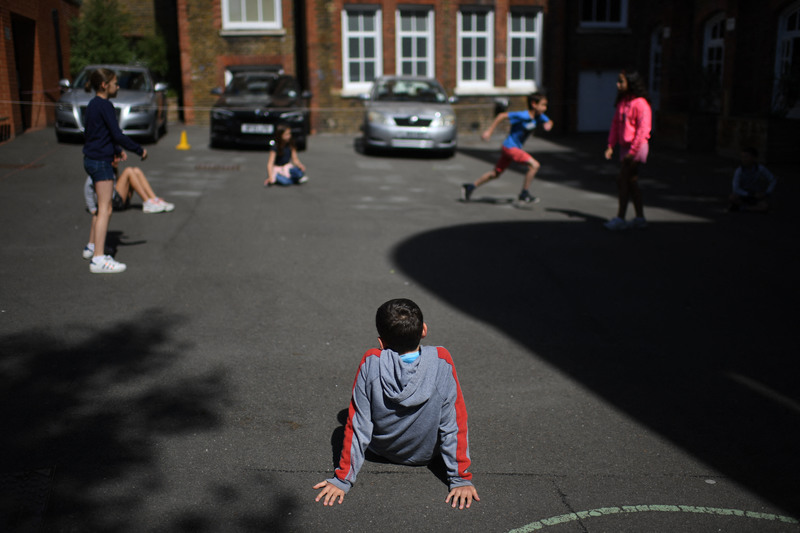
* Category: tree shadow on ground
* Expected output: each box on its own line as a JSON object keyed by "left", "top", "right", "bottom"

{"left": 392, "top": 210, "right": 799, "bottom": 513}
{"left": 0, "top": 310, "right": 297, "bottom": 531}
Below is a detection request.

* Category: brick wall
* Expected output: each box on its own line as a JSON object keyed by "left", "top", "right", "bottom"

{"left": 0, "top": 0, "right": 79, "bottom": 141}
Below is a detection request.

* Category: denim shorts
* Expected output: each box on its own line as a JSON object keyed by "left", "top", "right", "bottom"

{"left": 84, "top": 157, "right": 115, "bottom": 183}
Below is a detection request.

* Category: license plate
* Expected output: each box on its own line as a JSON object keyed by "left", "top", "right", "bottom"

{"left": 395, "top": 130, "right": 430, "bottom": 139}
{"left": 241, "top": 123, "right": 273, "bottom": 134}
{"left": 393, "top": 139, "right": 434, "bottom": 149}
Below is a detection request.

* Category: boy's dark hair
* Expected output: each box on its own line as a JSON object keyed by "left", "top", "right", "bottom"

{"left": 527, "top": 92, "right": 547, "bottom": 107}
{"left": 376, "top": 299, "right": 424, "bottom": 354}
{"left": 742, "top": 146, "right": 759, "bottom": 158}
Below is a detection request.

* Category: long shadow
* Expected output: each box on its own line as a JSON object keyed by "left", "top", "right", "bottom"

{"left": 392, "top": 213, "right": 799, "bottom": 513}
{"left": 0, "top": 310, "right": 297, "bottom": 531}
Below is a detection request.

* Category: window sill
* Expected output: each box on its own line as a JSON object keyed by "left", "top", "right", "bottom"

{"left": 454, "top": 85, "right": 538, "bottom": 96}
{"left": 220, "top": 28, "right": 286, "bottom": 37}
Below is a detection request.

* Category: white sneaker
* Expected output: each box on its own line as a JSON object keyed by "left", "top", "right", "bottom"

{"left": 82, "top": 244, "right": 95, "bottom": 260}
{"left": 155, "top": 198, "right": 175, "bottom": 212}
{"left": 297, "top": 175, "right": 309, "bottom": 184}
{"left": 143, "top": 199, "right": 166, "bottom": 213}
{"left": 90, "top": 255, "right": 127, "bottom": 273}
{"left": 604, "top": 217, "right": 627, "bottom": 231}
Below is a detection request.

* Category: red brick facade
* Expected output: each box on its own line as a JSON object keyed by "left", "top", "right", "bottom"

{"left": 0, "top": 0, "right": 79, "bottom": 142}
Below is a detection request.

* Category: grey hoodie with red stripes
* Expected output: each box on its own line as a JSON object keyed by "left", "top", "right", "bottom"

{"left": 327, "top": 345, "right": 474, "bottom": 493}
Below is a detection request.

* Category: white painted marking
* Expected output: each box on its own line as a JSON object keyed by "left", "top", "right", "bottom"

{"left": 508, "top": 505, "right": 799, "bottom": 532}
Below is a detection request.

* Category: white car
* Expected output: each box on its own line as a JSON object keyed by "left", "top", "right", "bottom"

{"left": 362, "top": 76, "right": 458, "bottom": 156}
{"left": 55, "top": 64, "right": 168, "bottom": 143}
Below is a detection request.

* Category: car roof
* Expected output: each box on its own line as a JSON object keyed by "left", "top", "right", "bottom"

{"left": 374, "top": 75, "right": 439, "bottom": 83}
{"left": 83, "top": 64, "right": 150, "bottom": 72}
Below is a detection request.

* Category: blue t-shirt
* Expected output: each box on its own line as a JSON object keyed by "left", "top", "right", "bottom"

{"left": 502, "top": 110, "right": 550, "bottom": 150}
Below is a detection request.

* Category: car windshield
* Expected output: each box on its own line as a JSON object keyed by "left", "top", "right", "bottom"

{"left": 226, "top": 74, "right": 278, "bottom": 96}
{"left": 74, "top": 68, "right": 152, "bottom": 92}
{"left": 372, "top": 79, "right": 447, "bottom": 103}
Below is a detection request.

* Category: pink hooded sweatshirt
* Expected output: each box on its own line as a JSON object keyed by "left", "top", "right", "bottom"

{"left": 608, "top": 96, "right": 652, "bottom": 157}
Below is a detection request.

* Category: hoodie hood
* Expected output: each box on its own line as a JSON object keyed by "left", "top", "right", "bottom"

{"left": 378, "top": 345, "right": 439, "bottom": 407}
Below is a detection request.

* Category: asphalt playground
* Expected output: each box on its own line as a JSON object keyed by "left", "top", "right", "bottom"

{"left": 1, "top": 124, "right": 798, "bottom": 532}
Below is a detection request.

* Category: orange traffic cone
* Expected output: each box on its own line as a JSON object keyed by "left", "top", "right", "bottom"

{"left": 176, "top": 130, "right": 191, "bottom": 150}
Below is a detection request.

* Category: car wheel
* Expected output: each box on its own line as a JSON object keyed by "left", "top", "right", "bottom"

{"left": 295, "top": 137, "right": 307, "bottom": 151}
{"left": 159, "top": 117, "right": 168, "bottom": 136}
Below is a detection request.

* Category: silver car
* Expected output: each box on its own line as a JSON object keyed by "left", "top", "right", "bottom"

{"left": 55, "top": 64, "right": 168, "bottom": 143}
{"left": 361, "top": 76, "right": 457, "bottom": 156}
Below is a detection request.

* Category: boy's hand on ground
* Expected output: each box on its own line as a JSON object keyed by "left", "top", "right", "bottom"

{"left": 313, "top": 481, "right": 345, "bottom": 506}
{"left": 445, "top": 485, "right": 480, "bottom": 509}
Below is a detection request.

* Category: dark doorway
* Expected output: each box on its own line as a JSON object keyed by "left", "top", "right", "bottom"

{"left": 11, "top": 14, "right": 35, "bottom": 131}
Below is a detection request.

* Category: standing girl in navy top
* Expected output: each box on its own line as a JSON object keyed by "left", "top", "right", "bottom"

{"left": 603, "top": 69, "right": 652, "bottom": 230}
{"left": 82, "top": 68, "right": 147, "bottom": 273}
{"left": 264, "top": 124, "right": 308, "bottom": 187}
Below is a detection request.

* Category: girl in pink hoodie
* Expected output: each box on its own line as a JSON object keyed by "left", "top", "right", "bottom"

{"left": 603, "top": 70, "right": 652, "bottom": 230}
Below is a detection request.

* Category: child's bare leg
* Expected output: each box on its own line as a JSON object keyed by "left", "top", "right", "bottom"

{"left": 474, "top": 169, "right": 499, "bottom": 187}
{"left": 93, "top": 181, "right": 114, "bottom": 258}
{"left": 88, "top": 213, "right": 98, "bottom": 246}
{"left": 129, "top": 168, "right": 157, "bottom": 200}
{"left": 116, "top": 170, "right": 132, "bottom": 201}
{"left": 522, "top": 158, "right": 541, "bottom": 191}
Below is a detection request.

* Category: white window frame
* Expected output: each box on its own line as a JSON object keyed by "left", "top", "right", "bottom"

{"left": 579, "top": 0, "right": 628, "bottom": 29}
{"left": 457, "top": 9, "right": 494, "bottom": 90}
{"left": 773, "top": 0, "right": 800, "bottom": 112}
{"left": 396, "top": 8, "right": 435, "bottom": 78}
{"left": 703, "top": 13, "right": 725, "bottom": 83}
{"left": 221, "top": 0, "right": 282, "bottom": 31}
{"left": 506, "top": 9, "right": 542, "bottom": 91}
{"left": 342, "top": 7, "right": 383, "bottom": 93}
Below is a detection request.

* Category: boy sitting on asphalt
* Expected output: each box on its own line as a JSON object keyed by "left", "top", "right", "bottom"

{"left": 314, "top": 298, "right": 479, "bottom": 509}
{"left": 729, "top": 146, "right": 777, "bottom": 212}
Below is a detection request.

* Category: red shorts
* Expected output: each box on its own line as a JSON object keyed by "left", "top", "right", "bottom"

{"left": 494, "top": 146, "right": 533, "bottom": 175}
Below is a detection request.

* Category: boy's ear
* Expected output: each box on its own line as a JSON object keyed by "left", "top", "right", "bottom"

{"left": 421, "top": 323, "right": 428, "bottom": 339}
{"left": 377, "top": 337, "right": 386, "bottom": 349}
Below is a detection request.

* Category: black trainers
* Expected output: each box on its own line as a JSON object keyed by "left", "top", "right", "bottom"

{"left": 518, "top": 190, "right": 540, "bottom": 204}
{"left": 461, "top": 184, "right": 476, "bottom": 202}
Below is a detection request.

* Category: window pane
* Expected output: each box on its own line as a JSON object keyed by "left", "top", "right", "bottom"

{"left": 511, "top": 38, "right": 521, "bottom": 57}
{"left": 581, "top": 0, "right": 593, "bottom": 21}
{"left": 511, "top": 14, "right": 521, "bottom": 32}
{"left": 349, "top": 62, "right": 360, "bottom": 82}
{"left": 364, "top": 38, "right": 375, "bottom": 58}
{"left": 402, "top": 37, "right": 412, "bottom": 57}
{"left": 417, "top": 37, "right": 426, "bottom": 55}
{"left": 476, "top": 13, "right": 486, "bottom": 32}
{"left": 349, "top": 38, "right": 360, "bottom": 58}
{"left": 348, "top": 13, "right": 359, "bottom": 32}
{"left": 417, "top": 12, "right": 427, "bottom": 31}
{"left": 463, "top": 61, "right": 472, "bottom": 80}
{"left": 462, "top": 38, "right": 472, "bottom": 57}
{"left": 365, "top": 62, "right": 375, "bottom": 81}
{"left": 401, "top": 14, "right": 412, "bottom": 32}
{"left": 476, "top": 61, "right": 486, "bottom": 80}
{"left": 462, "top": 14, "right": 472, "bottom": 31}
{"left": 511, "top": 61, "right": 521, "bottom": 79}
{"left": 525, "top": 38, "right": 535, "bottom": 56}
{"left": 245, "top": 0, "right": 258, "bottom": 22}
{"left": 363, "top": 14, "right": 374, "bottom": 31}
{"left": 610, "top": 0, "right": 621, "bottom": 22}
{"left": 476, "top": 37, "right": 486, "bottom": 57}
{"left": 402, "top": 62, "right": 413, "bottom": 75}
{"left": 229, "top": 0, "right": 242, "bottom": 22}
{"left": 417, "top": 61, "right": 426, "bottom": 76}
{"left": 597, "top": 0, "right": 608, "bottom": 21}
{"left": 525, "top": 61, "right": 534, "bottom": 80}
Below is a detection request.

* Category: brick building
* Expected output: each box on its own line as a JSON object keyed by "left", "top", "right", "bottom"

{"left": 0, "top": 0, "right": 79, "bottom": 142}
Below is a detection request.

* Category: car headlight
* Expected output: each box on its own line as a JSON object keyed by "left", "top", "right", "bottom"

{"left": 56, "top": 103, "right": 73, "bottom": 113}
{"left": 211, "top": 108, "right": 235, "bottom": 120}
{"left": 367, "top": 110, "right": 394, "bottom": 126}
{"left": 130, "top": 105, "right": 153, "bottom": 114}
{"left": 279, "top": 111, "right": 304, "bottom": 123}
{"left": 430, "top": 112, "right": 456, "bottom": 127}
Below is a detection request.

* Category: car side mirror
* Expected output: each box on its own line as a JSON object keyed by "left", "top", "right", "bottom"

{"left": 154, "top": 82, "right": 168, "bottom": 92}
{"left": 59, "top": 79, "right": 71, "bottom": 91}
{"left": 448, "top": 95, "right": 459, "bottom": 104}
{"left": 301, "top": 90, "right": 312, "bottom": 100}
{"left": 359, "top": 93, "right": 371, "bottom": 101}
{"left": 211, "top": 87, "right": 223, "bottom": 96}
